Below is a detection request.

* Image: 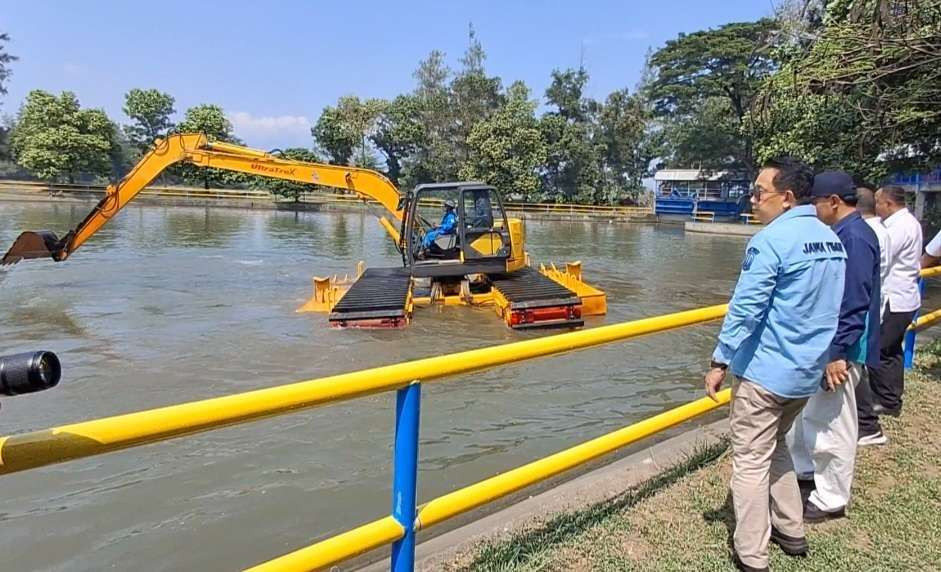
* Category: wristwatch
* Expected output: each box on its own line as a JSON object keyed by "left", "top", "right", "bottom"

{"left": 710, "top": 360, "right": 728, "bottom": 371}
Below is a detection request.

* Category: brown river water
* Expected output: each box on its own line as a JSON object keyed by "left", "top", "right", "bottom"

{"left": 1, "top": 201, "right": 917, "bottom": 571}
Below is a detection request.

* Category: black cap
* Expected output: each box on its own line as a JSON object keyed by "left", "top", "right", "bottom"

{"left": 810, "top": 171, "right": 856, "bottom": 200}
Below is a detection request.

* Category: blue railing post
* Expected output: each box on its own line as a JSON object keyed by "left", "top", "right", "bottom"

{"left": 904, "top": 278, "right": 927, "bottom": 369}
{"left": 390, "top": 381, "right": 421, "bottom": 572}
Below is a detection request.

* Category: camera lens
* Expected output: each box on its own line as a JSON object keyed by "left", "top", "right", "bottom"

{"left": 0, "top": 351, "right": 61, "bottom": 396}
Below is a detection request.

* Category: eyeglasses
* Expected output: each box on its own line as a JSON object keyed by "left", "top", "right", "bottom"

{"left": 750, "top": 187, "right": 785, "bottom": 202}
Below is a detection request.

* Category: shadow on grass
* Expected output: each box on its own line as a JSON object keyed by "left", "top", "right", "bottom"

{"left": 458, "top": 439, "right": 730, "bottom": 572}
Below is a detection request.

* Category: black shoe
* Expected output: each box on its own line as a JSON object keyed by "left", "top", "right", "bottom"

{"left": 798, "top": 478, "right": 816, "bottom": 492}
{"left": 733, "top": 553, "right": 769, "bottom": 572}
{"left": 770, "top": 526, "right": 809, "bottom": 556}
{"left": 804, "top": 500, "right": 846, "bottom": 523}
{"left": 872, "top": 403, "right": 901, "bottom": 417}
{"left": 858, "top": 430, "right": 888, "bottom": 446}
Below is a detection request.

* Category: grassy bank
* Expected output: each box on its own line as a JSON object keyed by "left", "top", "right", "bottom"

{"left": 447, "top": 344, "right": 941, "bottom": 571}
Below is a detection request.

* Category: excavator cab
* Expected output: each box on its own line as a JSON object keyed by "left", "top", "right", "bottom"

{"left": 403, "top": 182, "right": 512, "bottom": 278}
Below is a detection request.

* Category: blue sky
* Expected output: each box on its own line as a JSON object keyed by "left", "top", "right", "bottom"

{"left": 2, "top": 0, "right": 772, "bottom": 149}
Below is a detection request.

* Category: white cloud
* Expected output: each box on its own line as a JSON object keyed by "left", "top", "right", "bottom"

{"left": 228, "top": 111, "right": 312, "bottom": 148}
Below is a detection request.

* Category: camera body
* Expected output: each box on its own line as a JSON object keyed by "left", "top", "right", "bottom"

{"left": 0, "top": 351, "right": 61, "bottom": 396}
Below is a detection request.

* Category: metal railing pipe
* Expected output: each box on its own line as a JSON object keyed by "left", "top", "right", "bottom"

{"left": 0, "top": 304, "right": 728, "bottom": 475}
{"left": 414, "top": 390, "right": 731, "bottom": 529}
{"left": 250, "top": 388, "right": 731, "bottom": 571}
{"left": 390, "top": 382, "right": 422, "bottom": 571}
{"left": 244, "top": 516, "right": 404, "bottom": 572}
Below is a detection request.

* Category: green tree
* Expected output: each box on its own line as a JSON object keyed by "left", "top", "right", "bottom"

{"left": 371, "top": 94, "right": 423, "bottom": 186}
{"left": 540, "top": 68, "right": 604, "bottom": 203}
{"left": 175, "top": 104, "right": 242, "bottom": 187}
{"left": 10, "top": 90, "right": 117, "bottom": 182}
{"left": 751, "top": 0, "right": 941, "bottom": 179}
{"left": 460, "top": 81, "right": 546, "bottom": 200}
{"left": 338, "top": 95, "right": 384, "bottom": 167}
{"left": 176, "top": 104, "right": 235, "bottom": 141}
{"left": 262, "top": 148, "right": 323, "bottom": 202}
{"left": 598, "top": 89, "right": 656, "bottom": 201}
{"left": 0, "top": 32, "right": 17, "bottom": 162}
{"left": 648, "top": 19, "right": 777, "bottom": 174}
{"left": 411, "top": 50, "right": 457, "bottom": 184}
{"left": 0, "top": 32, "right": 16, "bottom": 99}
{"left": 312, "top": 104, "right": 356, "bottom": 165}
{"left": 123, "top": 88, "right": 175, "bottom": 152}
{"left": 451, "top": 24, "right": 503, "bottom": 169}
{"left": 312, "top": 96, "right": 384, "bottom": 168}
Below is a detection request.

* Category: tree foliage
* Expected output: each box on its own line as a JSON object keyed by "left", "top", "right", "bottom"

{"left": 410, "top": 50, "right": 458, "bottom": 184}
{"left": 540, "top": 68, "right": 605, "bottom": 203}
{"left": 752, "top": 0, "right": 941, "bottom": 180}
{"left": 371, "top": 94, "right": 423, "bottom": 186}
{"left": 648, "top": 19, "right": 777, "bottom": 173}
{"left": 175, "top": 104, "right": 241, "bottom": 186}
{"left": 312, "top": 104, "right": 356, "bottom": 165}
{"left": 598, "top": 89, "right": 656, "bottom": 199}
{"left": 0, "top": 32, "right": 16, "bottom": 99}
{"left": 123, "top": 88, "right": 175, "bottom": 153}
{"left": 262, "top": 148, "right": 323, "bottom": 201}
{"left": 10, "top": 90, "right": 117, "bottom": 182}
{"left": 460, "top": 81, "right": 546, "bottom": 200}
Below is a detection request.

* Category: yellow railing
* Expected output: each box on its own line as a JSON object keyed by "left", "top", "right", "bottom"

{"left": 0, "top": 303, "right": 727, "bottom": 476}
{"left": 4, "top": 265, "right": 939, "bottom": 570}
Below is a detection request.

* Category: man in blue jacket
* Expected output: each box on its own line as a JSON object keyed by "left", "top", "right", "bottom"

{"left": 422, "top": 200, "right": 458, "bottom": 250}
{"left": 788, "top": 171, "right": 881, "bottom": 523}
{"left": 705, "top": 157, "right": 846, "bottom": 572}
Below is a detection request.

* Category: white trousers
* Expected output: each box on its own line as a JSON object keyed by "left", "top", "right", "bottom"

{"left": 786, "top": 362, "right": 861, "bottom": 511}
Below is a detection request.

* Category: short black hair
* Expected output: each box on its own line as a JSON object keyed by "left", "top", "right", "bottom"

{"left": 761, "top": 156, "right": 815, "bottom": 203}
{"left": 878, "top": 185, "right": 908, "bottom": 206}
{"left": 856, "top": 187, "right": 876, "bottom": 215}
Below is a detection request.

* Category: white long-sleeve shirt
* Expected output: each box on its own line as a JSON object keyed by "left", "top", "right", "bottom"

{"left": 864, "top": 216, "right": 892, "bottom": 320}
{"left": 881, "top": 207, "right": 922, "bottom": 312}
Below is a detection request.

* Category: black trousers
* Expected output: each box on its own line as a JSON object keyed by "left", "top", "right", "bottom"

{"left": 858, "top": 305, "right": 916, "bottom": 434}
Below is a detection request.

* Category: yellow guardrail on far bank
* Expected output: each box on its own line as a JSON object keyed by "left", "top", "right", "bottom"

{"left": 3, "top": 267, "right": 940, "bottom": 571}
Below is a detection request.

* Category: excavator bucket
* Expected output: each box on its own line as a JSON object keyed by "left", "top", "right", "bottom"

{"left": 1, "top": 231, "right": 63, "bottom": 265}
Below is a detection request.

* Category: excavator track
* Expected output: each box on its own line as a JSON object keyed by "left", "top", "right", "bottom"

{"left": 329, "top": 267, "right": 413, "bottom": 328}
{"left": 490, "top": 267, "right": 583, "bottom": 330}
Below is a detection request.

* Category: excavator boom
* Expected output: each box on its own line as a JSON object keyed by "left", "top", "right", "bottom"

{"left": 1, "top": 133, "right": 404, "bottom": 264}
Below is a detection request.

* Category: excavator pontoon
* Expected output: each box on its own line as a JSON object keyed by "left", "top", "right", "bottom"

{"left": 2, "top": 133, "right": 606, "bottom": 330}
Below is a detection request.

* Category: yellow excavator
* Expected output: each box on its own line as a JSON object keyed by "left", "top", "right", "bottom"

{"left": 2, "top": 133, "right": 605, "bottom": 329}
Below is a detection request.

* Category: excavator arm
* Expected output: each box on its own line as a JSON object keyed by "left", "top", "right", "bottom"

{"left": 1, "top": 133, "right": 404, "bottom": 265}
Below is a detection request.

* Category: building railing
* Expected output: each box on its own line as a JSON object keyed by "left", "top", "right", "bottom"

{"left": 3, "top": 268, "right": 939, "bottom": 570}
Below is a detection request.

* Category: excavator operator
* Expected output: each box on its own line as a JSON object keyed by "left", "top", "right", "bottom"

{"left": 422, "top": 200, "right": 458, "bottom": 250}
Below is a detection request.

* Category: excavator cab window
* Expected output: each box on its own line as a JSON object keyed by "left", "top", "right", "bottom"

{"left": 460, "top": 187, "right": 509, "bottom": 262}
{"left": 412, "top": 189, "right": 461, "bottom": 261}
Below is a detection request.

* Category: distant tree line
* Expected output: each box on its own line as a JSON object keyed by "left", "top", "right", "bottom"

{"left": 0, "top": 2, "right": 937, "bottom": 202}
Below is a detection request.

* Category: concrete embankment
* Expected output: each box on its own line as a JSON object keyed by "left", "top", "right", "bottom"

{"left": 685, "top": 221, "right": 760, "bottom": 237}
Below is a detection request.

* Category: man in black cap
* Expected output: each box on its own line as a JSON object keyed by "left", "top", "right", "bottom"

{"left": 787, "top": 171, "right": 881, "bottom": 522}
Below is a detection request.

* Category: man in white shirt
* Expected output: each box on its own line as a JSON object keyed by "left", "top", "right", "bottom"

{"left": 922, "top": 229, "right": 941, "bottom": 269}
{"left": 858, "top": 186, "right": 922, "bottom": 445}
{"left": 857, "top": 187, "right": 892, "bottom": 317}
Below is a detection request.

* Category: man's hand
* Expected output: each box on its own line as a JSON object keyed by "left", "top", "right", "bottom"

{"left": 824, "top": 359, "right": 849, "bottom": 391}
{"left": 705, "top": 367, "right": 727, "bottom": 402}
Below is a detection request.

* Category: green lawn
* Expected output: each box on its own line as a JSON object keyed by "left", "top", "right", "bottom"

{"left": 447, "top": 344, "right": 941, "bottom": 571}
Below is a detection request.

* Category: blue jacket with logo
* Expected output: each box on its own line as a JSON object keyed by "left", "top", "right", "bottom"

{"left": 713, "top": 205, "right": 846, "bottom": 398}
{"left": 830, "top": 211, "right": 881, "bottom": 367}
